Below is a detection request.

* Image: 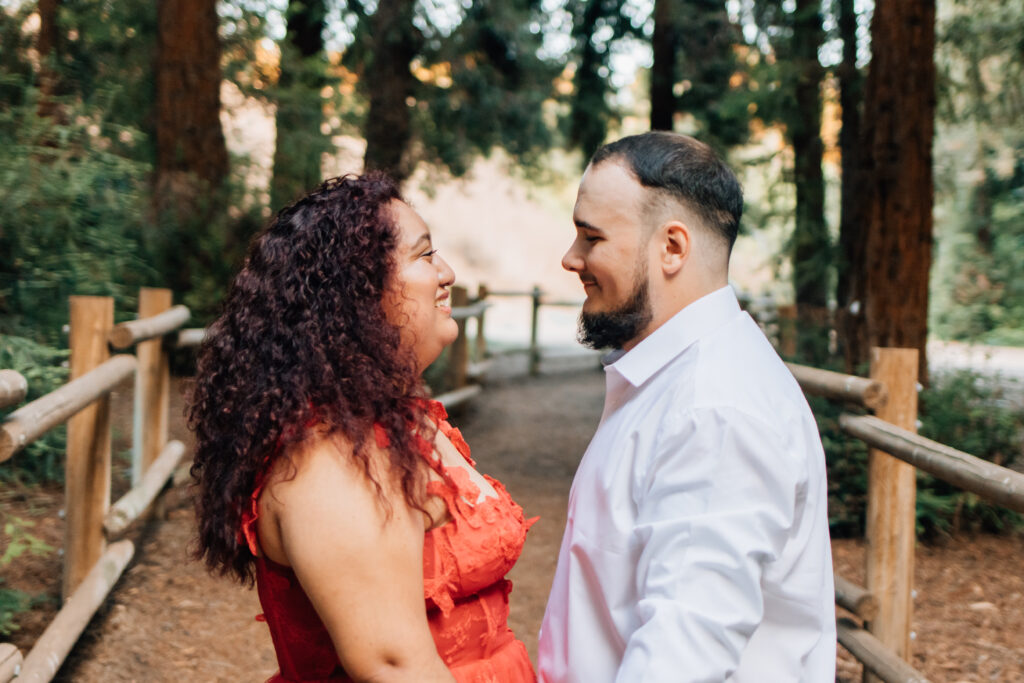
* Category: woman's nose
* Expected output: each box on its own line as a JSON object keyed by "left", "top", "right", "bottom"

{"left": 436, "top": 253, "right": 456, "bottom": 286}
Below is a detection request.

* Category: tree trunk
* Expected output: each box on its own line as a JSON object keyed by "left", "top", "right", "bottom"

{"left": 271, "top": 0, "right": 328, "bottom": 208}
{"left": 36, "top": 0, "right": 61, "bottom": 119}
{"left": 569, "top": 1, "right": 610, "bottom": 164}
{"left": 860, "top": 0, "right": 936, "bottom": 383}
{"left": 154, "top": 0, "right": 228, "bottom": 193}
{"left": 650, "top": 0, "right": 678, "bottom": 131}
{"left": 835, "top": 0, "right": 866, "bottom": 373}
{"left": 363, "top": 0, "right": 419, "bottom": 184}
{"left": 790, "top": 0, "right": 829, "bottom": 363}
{"left": 154, "top": 0, "right": 228, "bottom": 294}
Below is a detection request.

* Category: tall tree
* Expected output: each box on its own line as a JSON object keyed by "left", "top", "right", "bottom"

{"left": 361, "top": 0, "right": 420, "bottom": 182}
{"left": 566, "top": 0, "right": 634, "bottom": 162}
{"left": 271, "top": 0, "right": 330, "bottom": 207}
{"left": 154, "top": 0, "right": 229, "bottom": 294}
{"left": 835, "top": 0, "right": 866, "bottom": 371}
{"left": 651, "top": 0, "right": 747, "bottom": 147}
{"left": 36, "top": 0, "right": 61, "bottom": 119}
{"left": 788, "top": 0, "right": 828, "bottom": 363}
{"left": 853, "top": 0, "right": 936, "bottom": 380}
{"left": 650, "top": 0, "right": 679, "bottom": 131}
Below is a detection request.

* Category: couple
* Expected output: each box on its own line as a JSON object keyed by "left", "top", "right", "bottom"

{"left": 189, "top": 131, "right": 836, "bottom": 682}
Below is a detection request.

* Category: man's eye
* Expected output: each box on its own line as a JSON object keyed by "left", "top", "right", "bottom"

{"left": 584, "top": 236, "right": 600, "bottom": 243}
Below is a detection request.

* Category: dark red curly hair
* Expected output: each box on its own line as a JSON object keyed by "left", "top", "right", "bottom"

{"left": 189, "top": 173, "right": 432, "bottom": 584}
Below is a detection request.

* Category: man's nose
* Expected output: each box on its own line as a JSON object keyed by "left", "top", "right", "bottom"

{"left": 562, "top": 241, "right": 584, "bottom": 273}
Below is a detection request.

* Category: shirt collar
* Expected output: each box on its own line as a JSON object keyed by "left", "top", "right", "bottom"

{"left": 607, "top": 285, "right": 741, "bottom": 388}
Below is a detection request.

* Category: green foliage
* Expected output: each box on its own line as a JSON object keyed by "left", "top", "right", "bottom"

{"left": 0, "top": 335, "right": 69, "bottom": 484}
{"left": 917, "top": 369, "right": 1024, "bottom": 536}
{"left": 819, "top": 366, "right": 1024, "bottom": 539}
{"left": 0, "top": 89, "right": 155, "bottom": 342}
{"left": 931, "top": 0, "right": 1024, "bottom": 344}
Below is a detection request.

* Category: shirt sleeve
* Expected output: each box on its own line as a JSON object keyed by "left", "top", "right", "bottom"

{"left": 616, "top": 406, "right": 805, "bottom": 683}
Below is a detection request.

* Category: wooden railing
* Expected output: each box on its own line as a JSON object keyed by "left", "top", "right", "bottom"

{"left": 485, "top": 285, "right": 591, "bottom": 376}
{"left": 0, "top": 288, "right": 189, "bottom": 683}
{"left": 789, "top": 347, "right": 1024, "bottom": 683}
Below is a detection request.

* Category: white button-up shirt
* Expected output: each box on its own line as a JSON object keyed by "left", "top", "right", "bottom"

{"left": 538, "top": 286, "right": 835, "bottom": 683}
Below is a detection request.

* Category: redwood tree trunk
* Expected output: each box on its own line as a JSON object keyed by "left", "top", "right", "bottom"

{"left": 649, "top": 0, "right": 678, "bottom": 131}
{"left": 154, "top": 0, "right": 228, "bottom": 295}
{"left": 37, "top": 0, "right": 61, "bottom": 119}
{"left": 154, "top": 0, "right": 228, "bottom": 193}
{"left": 835, "top": 0, "right": 866, "bottom": 372}
{"left": 363, "top": 0, "right": 419, "bottom": 183}
{"left": 859, "top": 0, "right": 936, "bottom": 382}
{"left": 790, "top": 0, "right": 828, "bottom": 363}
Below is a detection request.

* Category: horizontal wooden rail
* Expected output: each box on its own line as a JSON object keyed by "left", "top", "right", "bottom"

{"left": 435, "top": 384, "right": 482, "bottom": 411}
{"left": 17, "top": 540, "right": 135, "bottom": 683}
{"left": 837, "top": 618, "right": 930, "bottom": 683}
{"left": 0, "top": 370, "right": 28, "bottom": 410}
{"left": 787, "top": 362, "right": 888, "bottom": 411}
{"left": 104, "top": 440, "right": 187, "bottom": 537}
{"left": 451, "top": 301, "right": 489, "bottom": 320}
{"left": 108, "top": 305, "right": 190, "bottom": 349}
{"left": 0, "top": 644, "right": 22, "bottom": 683}
{"left": 0, "top": 355, "right": 136, "bottom": 463}
{"left": 539, "top": 299, "right": 584, "bottom": 308}
{"left": 840, "top": 414, "right": 1024, "bottom": 513}
{"left": 485, "top": 289, "right": 537, "bottom": 297}
{"left": 835, "top": 573, "right": 879, "bottom": 621}
{"left": 174, "top": 327, "right": 207, "bottom": 348}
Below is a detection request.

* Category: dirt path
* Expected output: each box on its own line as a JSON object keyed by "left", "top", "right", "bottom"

{"left": 4, "top": 364, "right": 1023, "bottom": 681}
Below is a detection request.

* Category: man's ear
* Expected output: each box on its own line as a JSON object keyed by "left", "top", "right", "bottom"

{"left": 659, "top": 221, "right": 691, "bottom": 276}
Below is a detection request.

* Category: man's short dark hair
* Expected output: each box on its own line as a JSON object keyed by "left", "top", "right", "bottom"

{"left": 591, "top": 131, "right": 743, "bottom": 250}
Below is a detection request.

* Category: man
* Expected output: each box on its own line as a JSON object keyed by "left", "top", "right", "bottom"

{"left": 538, "top": 132, "right": 835, "bottom": 682}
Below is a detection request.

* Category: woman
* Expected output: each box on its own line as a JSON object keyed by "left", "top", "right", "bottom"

{"left": 189, "top": 173, "right": 536, "bottom": 682}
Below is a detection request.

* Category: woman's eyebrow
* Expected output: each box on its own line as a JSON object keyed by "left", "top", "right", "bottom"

{"left": 410, "top": 232, "right": 432, "bottom": 251}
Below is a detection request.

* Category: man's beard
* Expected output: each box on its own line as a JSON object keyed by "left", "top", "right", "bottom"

{"left": 577, "top": 269, "right": 652, "bottom": 350}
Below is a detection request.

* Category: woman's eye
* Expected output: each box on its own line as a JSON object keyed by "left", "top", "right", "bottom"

{"left": 422, "top": 248, "right": 438, "bottom": 259}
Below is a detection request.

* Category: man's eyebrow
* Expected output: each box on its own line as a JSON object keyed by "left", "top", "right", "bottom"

{"left": 573, "top": 218, "right": 604, "bottom": 233}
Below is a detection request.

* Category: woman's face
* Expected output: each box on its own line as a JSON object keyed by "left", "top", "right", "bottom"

{"left": 384, "top": 200, "right": 459, "bottom": 372}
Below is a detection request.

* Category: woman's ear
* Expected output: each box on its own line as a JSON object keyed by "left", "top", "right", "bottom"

{"left": 659, "top": 221, "right": 691, "bottom": 276}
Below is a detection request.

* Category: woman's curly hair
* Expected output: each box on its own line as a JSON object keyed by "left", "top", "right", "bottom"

{"left": 189, "top": 173, "right": 432, "bottom": 584}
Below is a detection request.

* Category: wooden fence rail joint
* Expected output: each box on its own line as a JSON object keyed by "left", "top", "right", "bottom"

{"left": 108, "top": 305, "right": 190, "bottom": 349}
{"left": 105, "top": 440, "right": 187, "bottom": 538}
{"left": 786, "top": 362, "right": 889, "bottom": 411}
{"left": 0, "top": 370, "right": 28, "bottom": 411}
{"left": 0, "top": 355, "right": 136, "bottom": 464}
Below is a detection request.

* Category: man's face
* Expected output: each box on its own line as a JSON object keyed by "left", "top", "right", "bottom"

{"left": 562, "top": 161, "right": 654, "bottom": 349}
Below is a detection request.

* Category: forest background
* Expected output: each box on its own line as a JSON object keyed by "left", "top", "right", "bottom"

{"left": 1, "top": 0, "right": 1023, "bottom": 633}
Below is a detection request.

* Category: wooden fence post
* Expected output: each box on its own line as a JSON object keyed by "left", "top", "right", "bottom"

{"left": 448, "top": 286, "right": 469, "bottom": 391}
{"left": 132, "top": 288, "right": 172, "bottom": 485}
{"left": 864, "top": 347, "right": 919, "bottom": 681}
{"left": 475, "top": 284, "right": 488, "bottom": 363}
{"left": 529, "top": 285, "right": 541, "bottom": 376}
{"left": 64, "top": 296, "right": 114, "bottom": 598}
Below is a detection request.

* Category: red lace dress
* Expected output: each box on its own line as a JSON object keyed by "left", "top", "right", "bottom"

{"left": 240, "top": 401, "right": 538, "bottom": 683}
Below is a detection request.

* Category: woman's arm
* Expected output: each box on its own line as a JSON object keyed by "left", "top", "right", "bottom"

{"left": 264, "top": 434, "right": 455, "bottom": 683}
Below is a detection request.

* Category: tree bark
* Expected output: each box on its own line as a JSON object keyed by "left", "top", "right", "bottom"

{"left": 650, "top": 0, "right": 678, "bottom": 131}
{"left": 363, "top": 0, "right": 419, "bottom": 183}
{"left": 36, "top": 0, "right": 61, "bottom": 119}
{"left": 154, "top": 0, "right": 228, "bottom": 295}
{"left": 154, "top": 0, "right": 228, "bottom": 193}
{"left": 860, "top": 0, "right": 936, "bottom": 382}
{"left": 790, "top": 0, "right": 829, "bottom": 363}
{"left": 271, "top": 0, "right": 328, "bottom": 208}
{"left": 835, "top": 0, "right": 866, "bottom": 372}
